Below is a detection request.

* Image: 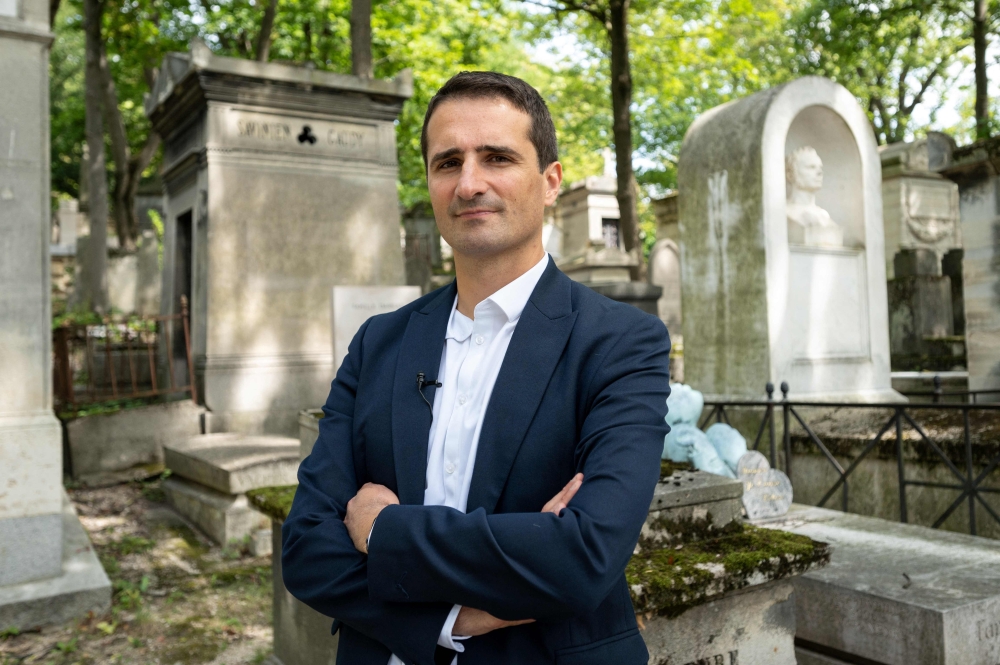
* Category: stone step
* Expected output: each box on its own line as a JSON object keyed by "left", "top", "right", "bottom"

{"left": 755, "top": 504, "right": 1000, "bottom": 665}
{"left": 164, "top": 433, "right": 300, "bottom": 495}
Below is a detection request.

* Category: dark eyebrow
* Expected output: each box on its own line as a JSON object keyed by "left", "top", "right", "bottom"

{"left": 430, "top": 144, "right": 524, "bottom": 166}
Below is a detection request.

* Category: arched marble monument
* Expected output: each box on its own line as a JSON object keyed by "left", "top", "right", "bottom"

{"left": 678, "top": 76, "right": 899, "bottom": 401}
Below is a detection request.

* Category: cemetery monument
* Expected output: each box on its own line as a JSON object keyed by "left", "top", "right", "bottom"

{"left": 0, "top": 0, "right": 110, "bottom": 628}
{"left": 554, "top": 156, "right": 662, "bottom": 314}
{"left": 678, "top": 76, "right": 899, "bottom": 401}
{"left": 146, "top": 40, "right": 413, "bottom": 436}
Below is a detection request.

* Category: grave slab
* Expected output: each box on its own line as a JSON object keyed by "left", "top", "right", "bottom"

{"left": 756, "top": 504, "right": 1000, "bottom": 664}
{"left": 163, "top": 475, "right": 270, "bottom": 545}
{"left": 164, "top": 433, "right": 300, "bottom": 495}
{"left": 0, "top": 493, "right": 111, "bottom": 631}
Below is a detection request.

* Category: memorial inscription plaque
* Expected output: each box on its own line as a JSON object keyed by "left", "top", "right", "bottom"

{"left": 222, "top": 109, "right": 381, "bottom": 161}
{"left": 737, "top": 451, "right": 793, "bottom": 519}
{"left": 332, "top": 286, "right": 421, "bottom": 371}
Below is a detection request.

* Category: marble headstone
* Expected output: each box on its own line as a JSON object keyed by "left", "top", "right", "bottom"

{"left": 737, "top": 451, "right": 793, "bottom": 519}
{"left": 332, "top": 286, "right": 421, "bottom": 371}
{"left": 678, "top": 76, "right": 899, "bottom": 401}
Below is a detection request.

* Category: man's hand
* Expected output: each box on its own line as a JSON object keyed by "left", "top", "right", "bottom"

{"left": 541, "top": 473, "right": 583, "bottom": 515}
{"left": 345, "top": 483, "right": 400, "bottom": 554}
{"left": 452, "top": 473, "right": 585, "bottom": 638}
{"left": 453, "top": 607, "right": 534, "bottom": 637}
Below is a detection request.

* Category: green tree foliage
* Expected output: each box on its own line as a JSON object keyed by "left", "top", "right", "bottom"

{"left": 789, "top": 0, "right": 969, "bottom": 144}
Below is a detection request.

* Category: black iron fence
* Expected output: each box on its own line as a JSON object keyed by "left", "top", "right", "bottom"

{"left": 53, "top": 297, "right": 197, "bottom": 410}
{"left": 700, "top": 382, "right": 1000, "bottom": 536}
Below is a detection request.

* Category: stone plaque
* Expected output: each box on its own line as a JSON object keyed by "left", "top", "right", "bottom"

{"left": 737, "top": 451, "right": 793, "bottom": 519}
{"left": 222, "top": 109, "right": 380, "bottom": 161}
{"left": 0, "top": 0, "right": 15, "bottom": 17}
{"left": 787, "top": 247, "right": 869, "bottom": 361}
{"left": 332, "top": 286, "right": 421, "bottom": 371}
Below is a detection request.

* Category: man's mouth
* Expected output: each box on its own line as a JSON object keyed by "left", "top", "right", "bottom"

{"left": 456, "top": 209, "right": 499, "bottom": 218}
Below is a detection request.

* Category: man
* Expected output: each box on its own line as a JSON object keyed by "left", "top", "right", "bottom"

{"left": 282, "top": 71, "right": 671, "bottom": 665}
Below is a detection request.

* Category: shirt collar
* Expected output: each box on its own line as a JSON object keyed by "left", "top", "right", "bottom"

{"left": 445, "top": 253, "right": 549, "bottom": 341}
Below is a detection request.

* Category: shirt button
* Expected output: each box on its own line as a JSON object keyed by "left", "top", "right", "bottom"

{"left": 475, "top": 335, "right": 485, "bottom": 345}
{"left": 445, "top": 463, "right": 456, "bottom": 474}
{"left": 458, "top": 395, "right": 467, "bottom": 406}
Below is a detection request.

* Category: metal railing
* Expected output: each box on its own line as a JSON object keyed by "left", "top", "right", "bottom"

{"left": 700, "top": 383, "right": 1000, "bottom": 536}
{"left": 53, "top": 297, "right": 197, "bottom": 409}
{"left": 897, "top": 374, "right": 1000, "bottom": 404}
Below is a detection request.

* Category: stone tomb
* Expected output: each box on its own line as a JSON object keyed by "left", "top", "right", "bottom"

{"left": 245, "top": 465, "right": 829, "bottom": 665}
{"left": 678, "top": 76, "right": 898, "bottom": 401}
{"left": 146, "top": 41, "right": 413, "bottom": 436}
{"left": 758, "top": 504, "right": 1000, "bottom": 664}
{"left": 163, "top": 433, "right": 299, "bottom": 547}
{"left": 553, "top": 174, "right": 662, "bottom": 314}
{"left": 0, "top": 0, "right": 110, "bottom": 630}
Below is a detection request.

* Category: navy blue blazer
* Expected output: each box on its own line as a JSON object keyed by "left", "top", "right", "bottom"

{"left": 282, "top": 260, "right": 671, "bottom": 665}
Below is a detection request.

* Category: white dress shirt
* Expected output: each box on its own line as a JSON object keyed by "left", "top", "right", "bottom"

{"left": 385, "top": 253, "right": 550, "bottom": 665}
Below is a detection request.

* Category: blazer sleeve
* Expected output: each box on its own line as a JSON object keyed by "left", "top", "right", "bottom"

{"left": 281, "top": 318, "right": 452, "bottom": 665}
{"left": 365, "top": 314, "right": 670, "bottom": 621}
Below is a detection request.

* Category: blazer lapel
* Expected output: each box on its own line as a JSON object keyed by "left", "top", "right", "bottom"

{"left": 391, "top": 283, "right": 455, "bottom": 506}
{"left": 466, "top": 262, "right": 578, "bottom": 515}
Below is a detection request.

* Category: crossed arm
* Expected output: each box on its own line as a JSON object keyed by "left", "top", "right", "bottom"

{"left": 343, "top": 474, "right": 585, "bottom": 637}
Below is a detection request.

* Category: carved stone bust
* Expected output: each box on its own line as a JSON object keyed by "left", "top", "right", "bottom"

{"left": 786, "top": 146, "right": 843, "bottom": 247}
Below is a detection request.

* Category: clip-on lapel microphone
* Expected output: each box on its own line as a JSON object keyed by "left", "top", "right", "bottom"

{"left": 416, "top": 372, "right": 442, "bottom": 418}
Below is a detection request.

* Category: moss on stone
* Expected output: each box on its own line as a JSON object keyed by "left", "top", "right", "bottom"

{"left": 627, "top": 523, "right": 829, "bottom": 618}
{"left": 660, "top": 459, "right": 693, "bottom": 481}
{"left": 638, "top": 510, "right": 742, "bottom": 550}
{"left": 246, "top": 485, "right": 297, "bottom": 523}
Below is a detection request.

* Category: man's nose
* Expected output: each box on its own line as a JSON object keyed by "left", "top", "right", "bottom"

{"left": 456, "top": 160, "right": 488, "bottom": 200}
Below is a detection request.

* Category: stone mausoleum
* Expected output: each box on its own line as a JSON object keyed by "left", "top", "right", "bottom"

{"left": 146, "top": 41, "right": 413, "bottom": 435}
{"left": 678, "top": 76, "right": 899, "bottom": 401}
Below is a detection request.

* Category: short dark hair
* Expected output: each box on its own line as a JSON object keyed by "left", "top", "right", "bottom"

{"left": 420, "top": 71, "right": 559, "bottom": 173}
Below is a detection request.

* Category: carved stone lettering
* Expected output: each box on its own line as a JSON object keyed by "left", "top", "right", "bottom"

{"left": 681, "top": 650, "right": 738, "bottom": 665}
{"left": 979, "top": 618, "right": 1000, "bottom": 642}
{"left": 224, "top": 109, "right": 380, "bottom": 161}
{"left": 237, "top": 119, "right": 292, "bottom": 141}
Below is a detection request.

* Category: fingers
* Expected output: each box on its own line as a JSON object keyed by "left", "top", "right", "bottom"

{"left": 541, "top": 473, "right": 584, "bottom": 515}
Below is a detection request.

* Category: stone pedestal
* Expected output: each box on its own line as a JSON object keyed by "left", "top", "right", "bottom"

{"left": 298, "top": 408, "right": 322, "bottom": 460}
{"left": 887, "top": 248, "right": 964, "bottom": 371}
{"left": 146, "top": 41, "right": 413, "bottom": 435}
{"left": 757, "top": 504, "right": 1000, "bottom": 664}
{"left": 163, "top": 433, "right": 299, "bottom": 545}
{"left": 678, "top": 76, "right": 899, "bottom": 402}
{"left": 0, "top": 0, "right": 110, "bottom": 630}
{"left": 632, "top": 469, "right": 829, "bottom": 664}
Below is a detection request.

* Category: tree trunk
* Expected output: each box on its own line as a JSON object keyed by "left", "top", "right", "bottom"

{"left": 351, "top": 0, "right": 373, "bottom": 78}
{"left": 974, "top": 0, "right": 989, "bottom": 140}
{"left": 82, "top": 0, "right": 109, "bottom": 312}
{"left": 99, "top": 44, "right": 137, "bottom": 252}
{"left": 256, "top": 0, "right": 278, "bottom": 62}
{"left": 607, "top": 0, "right": 643, "bottom": 279}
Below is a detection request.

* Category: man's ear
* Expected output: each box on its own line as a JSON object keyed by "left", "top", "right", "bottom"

{"left": 543, "top": 161, "right": 563, "bottom": 207}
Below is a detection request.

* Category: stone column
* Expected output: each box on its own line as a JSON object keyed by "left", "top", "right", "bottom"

{"left": 0, "top": 0, "right": 64, "bottom": 588}
{"left": 0, "top": 0, "right": 111, "bottom": 630}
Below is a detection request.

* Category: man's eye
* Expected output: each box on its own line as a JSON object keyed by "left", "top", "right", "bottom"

{"left": 489, "top": 155, "right": 511, "bottom": 163}
{"left": 438, "top": 160, "right": 459, "bottom": 169}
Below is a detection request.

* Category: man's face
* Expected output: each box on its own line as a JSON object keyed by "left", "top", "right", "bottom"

{"left": 425, "top": 97, "right": 562, "bottom": 259}
{"left": 793, "top": 150, "right": 824, "bottom": 192}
